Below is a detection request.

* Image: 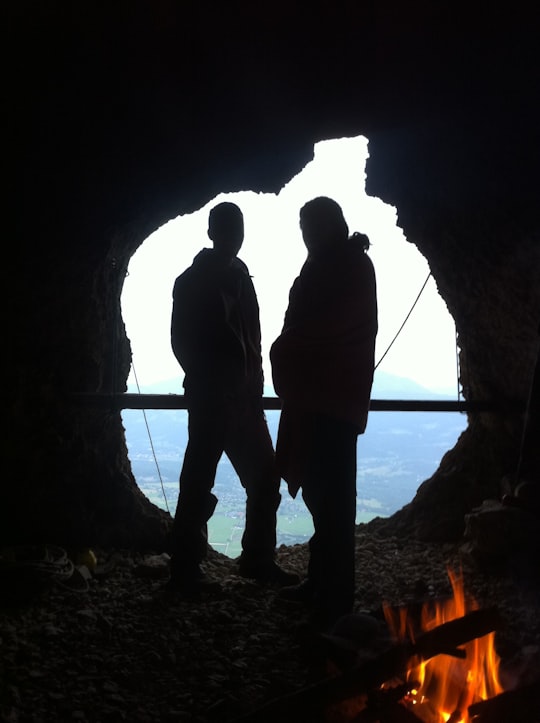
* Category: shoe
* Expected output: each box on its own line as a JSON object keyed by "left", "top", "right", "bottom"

{"left": 164, "top": 563, "right": 221, "bottom": 596}
{"left": 277, "top": 579, "right": 316, "bottom": 606}
{"left": 237, "top": 560, "right": 300, "bottom": 587}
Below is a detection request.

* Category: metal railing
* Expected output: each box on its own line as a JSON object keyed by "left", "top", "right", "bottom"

{"left": 75, "top": 393, "right": 525, "bottom": 413}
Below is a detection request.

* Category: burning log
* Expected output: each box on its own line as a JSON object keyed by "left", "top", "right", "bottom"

{"left": 467, "top": 680, "right": 540, "bottom": 722}
{"left": 233, "top": 607, "right": 502, "bottom": 723}
{"left": 352, "top": 683, "right": 423, "bottom": 722}
{"left": 404, "top": 607, "right": 501, "bottom": 661}
{"left": 354, "top": 700, "right": 426, "bottom": 723}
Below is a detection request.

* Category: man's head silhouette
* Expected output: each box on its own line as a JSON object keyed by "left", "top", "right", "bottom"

{"left": 208, "top": 202, "right": 244, "bottom": 261}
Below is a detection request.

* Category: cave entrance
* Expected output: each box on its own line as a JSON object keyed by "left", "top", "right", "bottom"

{"left": 120, "top": 136, "right": 467, "bottom": 556}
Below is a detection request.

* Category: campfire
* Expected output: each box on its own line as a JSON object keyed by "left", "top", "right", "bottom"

{"left": 237, "top": 568, "right": 539, "bottom": 723}
{"left": 380, "top": 568, "right": 504, "bottom": 723}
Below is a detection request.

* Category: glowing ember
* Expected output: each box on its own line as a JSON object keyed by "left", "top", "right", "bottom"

{"left": 383, "top": 569, "right": 504, "bottom": 723}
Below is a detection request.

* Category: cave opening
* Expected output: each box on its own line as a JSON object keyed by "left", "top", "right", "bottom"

{"left": 119, "top": 136, "right": 467, "bottom": 556}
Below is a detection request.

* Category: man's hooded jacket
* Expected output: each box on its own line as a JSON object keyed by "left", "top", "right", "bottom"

{"left": 171, "top": 249, "right": 264, "bottom": 400}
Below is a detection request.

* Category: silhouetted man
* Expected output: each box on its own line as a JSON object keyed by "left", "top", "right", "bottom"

{"left": 271, "top": 196, "right": 378, "bottom": 628}
{"left": 168, "top": 202, "right": 297, "bottom": 592}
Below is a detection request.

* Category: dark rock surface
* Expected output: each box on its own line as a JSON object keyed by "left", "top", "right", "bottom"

{"left": 3, "top": 4, "right": 540, "bottom": 572}
{"left": 2, "top": 531, "right": 539, "bottom": 722}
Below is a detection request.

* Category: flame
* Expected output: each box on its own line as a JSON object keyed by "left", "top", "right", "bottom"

{"left": 383, "top": 569, "right": 504, "bottom": 723}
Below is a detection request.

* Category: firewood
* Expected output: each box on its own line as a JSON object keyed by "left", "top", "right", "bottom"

{"left": 353, "top": 700, "right": 426, "bottom": 723}
{"left": 352, "top": 683, "right": 422, "bottom": 722}
{"left": 326, "top": 607, "right": 502, "bottom": 707}
{"left": 378, "top": 703, "right": 426, "bottom": 723}
{"left": 467, "top": 680, "right": 540, "bottom": 722}
{"left": 232, "top": 607, "right": 502, "bottom": 723}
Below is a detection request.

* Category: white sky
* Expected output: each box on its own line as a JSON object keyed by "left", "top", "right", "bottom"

{"left": 121, "top": 136, "right": 459, "bottom": 394}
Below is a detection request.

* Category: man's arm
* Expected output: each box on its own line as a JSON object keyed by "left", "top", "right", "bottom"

{"left": 170, "top": 273, "right": 226, "bottom": 383}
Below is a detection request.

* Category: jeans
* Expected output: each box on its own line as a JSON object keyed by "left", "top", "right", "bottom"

{"left": 170, "top": 395, "right": 281, "bottom": 572}
{"left": 301, "top": 413, "right": 359, "bottom": 618}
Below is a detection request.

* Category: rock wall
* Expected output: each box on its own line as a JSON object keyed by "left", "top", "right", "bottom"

{"left": 3, "top": 2, "right": 539, "bottom": 549}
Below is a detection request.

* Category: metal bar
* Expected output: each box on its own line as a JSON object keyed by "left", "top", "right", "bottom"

{"left": 73, "top": 393, "right": 525, "bottom": 413}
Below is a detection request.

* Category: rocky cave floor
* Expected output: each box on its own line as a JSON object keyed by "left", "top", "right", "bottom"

{"left": 1, "top": 527, "right": 540, "bottom": 723}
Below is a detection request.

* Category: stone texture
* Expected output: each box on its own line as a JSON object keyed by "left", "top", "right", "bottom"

{"left": 3, "top": 3, "right": 540, "bottom": 549}
{"left": 1, "top": 538, "right": 539, "bottom": 722}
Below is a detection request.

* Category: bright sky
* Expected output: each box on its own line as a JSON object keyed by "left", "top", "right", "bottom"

{"left": 121, "top": 136, "right": 459, "bottom": 395}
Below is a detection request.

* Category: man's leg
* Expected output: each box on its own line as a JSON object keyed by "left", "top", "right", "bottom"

{"left": 169, "top": 402, "right": 224, "bottom": 583}
{"left": 226, "top": 400, "right": 298, "bottom": 585}
{"left": 225, "top": 400, "right": 280, "bottom": 563}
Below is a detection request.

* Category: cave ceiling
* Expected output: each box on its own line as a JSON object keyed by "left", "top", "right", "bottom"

{"left": 3, "top": 2, "right": 539, "bottom": 548}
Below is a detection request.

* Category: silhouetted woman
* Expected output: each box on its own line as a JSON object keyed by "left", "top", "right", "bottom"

{"left": 271, "top": 196, "right": 378, "bottom": 628}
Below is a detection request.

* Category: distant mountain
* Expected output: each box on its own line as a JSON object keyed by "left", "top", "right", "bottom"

{"left": 371, "top": 370, "right": 457, "bottom": 400}
{"left": 127, "top": 377, "right": 184, "bottom": 395}
{"left": 128, "top": 370, "right": 458, "bottom": 401}
{"left": 122, "top": 369, "right": 467, "bottom": 553}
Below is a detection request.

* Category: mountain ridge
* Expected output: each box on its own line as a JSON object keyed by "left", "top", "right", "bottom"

{"left": 127, "top": 369, "right": 458, "bottom": 401}
{"left": 122, "top": 368, "right": 467, "bottom": 554}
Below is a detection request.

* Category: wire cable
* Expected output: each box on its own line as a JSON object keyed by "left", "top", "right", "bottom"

{"left": 130, "top": 363, "right": 171, "bottom": 514}
{"left": 127, "top": 268, "right": 443, "bottom": 513}
{"left": 115, "top": 267, "right": 171, "bottom": 513}
{"left": 375, "top": 271, "right": 432, "bottom": 370}
{"left": 0, "top": 545, "right": 78, "bottom": 602}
